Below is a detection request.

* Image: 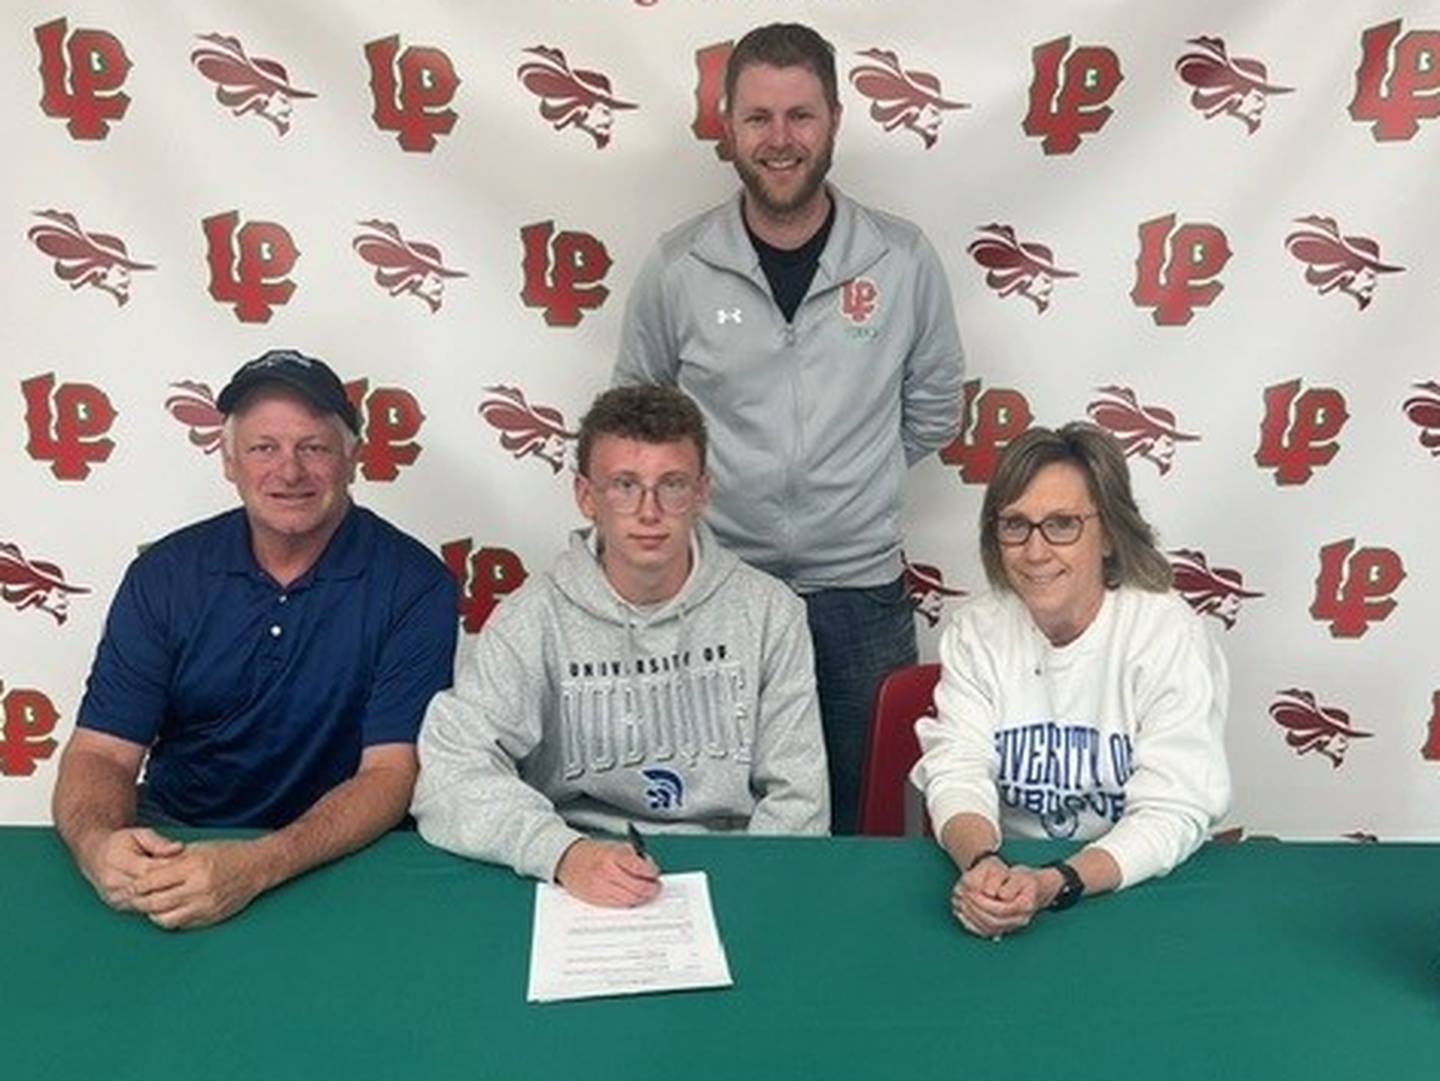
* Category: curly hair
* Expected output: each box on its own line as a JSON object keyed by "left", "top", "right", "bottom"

{"left": 577, "top": 385, "right": 708, "bottom": 475}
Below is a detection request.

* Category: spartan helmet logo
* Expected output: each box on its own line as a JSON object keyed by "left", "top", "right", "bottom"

{"left": 0, "top": 541, "right": 89, "bottom": 624}
{"left": 1167, "top": 549, "right": 1263, "bottom": 629}
{"left": 1284, "top": 215, "right": 1404, "bottom": 310}
{"left": 1269, "top": 688, "right": 1372, "bottom": 768}
{"left": 516, "top": 45, "right": 637, "bottom": 148}
{"left": 1086, "top": 385, "right": 1199, "bottom": 476}
{"left": 967, "top": 223, "right": 1078, "bottom": 313}
{"left": 1174, "top": 36, "right": 1293, "bottom": 134}
{"left": 352, "top": 220, "right": 468, "bottom": 313}
{"left": 848, "top": 47, "right": 967, "bottom": 148}
{"left": 641, "top": 767, "right": 684, "bottom": 810}
{"left": 190, "top": 32, "right": 316, "bottom": 135}
{"left": 27, "top": 208, "right": 154, "bottom": 305}
{"left": 477, "top": 385, "right": 577, "bottom": 474}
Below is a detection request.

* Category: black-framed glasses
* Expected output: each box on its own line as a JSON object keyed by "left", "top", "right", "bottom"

{"left": 590, "top": 473, "right": 701, "bottom": 515}
{"left": 995, "top": 512, "right": 1098, "bottom": 547}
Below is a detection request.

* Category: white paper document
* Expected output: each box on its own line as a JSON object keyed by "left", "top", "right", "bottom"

{"left": 526, "top": 871, "right": 733, "bottom": 1003}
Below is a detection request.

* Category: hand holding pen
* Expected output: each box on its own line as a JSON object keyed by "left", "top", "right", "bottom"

{"left": 553, "top": 825, "right": 660, "bottom": 908}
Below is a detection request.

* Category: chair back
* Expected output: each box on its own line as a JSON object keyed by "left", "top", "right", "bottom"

{"left": 856, "top": 663, "right": 940, "bottom": 836}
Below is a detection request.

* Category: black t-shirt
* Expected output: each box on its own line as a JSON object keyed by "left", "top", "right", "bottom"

{"left": 745, "top": 196, "right": 837, "bottom": 324}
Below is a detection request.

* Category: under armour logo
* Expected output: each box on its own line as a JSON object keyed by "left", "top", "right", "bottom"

{"left": 716, "top": 307, "right": 742, "bottom": 324}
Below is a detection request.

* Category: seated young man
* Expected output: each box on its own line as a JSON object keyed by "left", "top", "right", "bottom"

{"left": 412, "top": 385, "right": 829, "bottom": 906}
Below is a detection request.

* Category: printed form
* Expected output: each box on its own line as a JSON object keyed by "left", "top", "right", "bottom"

{"left": 526, "top": 871, "right": 733, "bottom": 1003}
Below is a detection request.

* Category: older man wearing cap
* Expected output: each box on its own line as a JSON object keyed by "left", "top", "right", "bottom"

{"left": 52, "top": 349, "right": 457, "bottom": 930}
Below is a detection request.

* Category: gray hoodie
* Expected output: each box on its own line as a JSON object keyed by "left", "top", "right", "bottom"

{"left": 412, "top": 521, "right": 830, "bottom": 881}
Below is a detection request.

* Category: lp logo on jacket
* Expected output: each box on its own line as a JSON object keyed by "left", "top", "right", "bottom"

{"left": 840, "top": 278, "right": 879, "bottom": 336}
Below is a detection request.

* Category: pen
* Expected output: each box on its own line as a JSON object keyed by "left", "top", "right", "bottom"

{"left": 626, "top": 821, "right": 648, "bottom": 860}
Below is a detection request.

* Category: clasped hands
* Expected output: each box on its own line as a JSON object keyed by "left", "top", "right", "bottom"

{"left": 81, "top": 827, "right": 268, "bottom": 930}
{"left": 951, "top": 856, "right": 1062, "bottom": 939}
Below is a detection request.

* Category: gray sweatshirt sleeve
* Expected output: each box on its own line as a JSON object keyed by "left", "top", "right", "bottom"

{"left": 747, "top": 591, "right": 830, "bottom": 835}
{"left": 901, "top": 233, "right": 965, "bottom": 465}
{"left": 613, "top": 244, "right": 680, "bottom": 388}
{"left": 411, "top": 621, "right": 583, "bottom": 882}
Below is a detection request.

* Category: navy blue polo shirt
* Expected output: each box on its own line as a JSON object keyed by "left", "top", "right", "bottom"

{"left": 79, "top": 505, "right": 457, "bottom": 828}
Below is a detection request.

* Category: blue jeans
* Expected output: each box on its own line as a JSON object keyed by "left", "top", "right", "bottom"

{"left": 803, "top": 576, "right": 918, "bottom": 835}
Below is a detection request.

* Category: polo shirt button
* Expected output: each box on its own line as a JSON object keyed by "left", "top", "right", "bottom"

{"left": 269, "top": 624, "right": 282, "bottom": 637}
{"left": 278, "top": 594, "right": 288, "bottom": 604}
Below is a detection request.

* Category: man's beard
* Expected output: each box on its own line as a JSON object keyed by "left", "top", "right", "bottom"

{"left": 734, "top": 135, "right": 834, "bottom": 222}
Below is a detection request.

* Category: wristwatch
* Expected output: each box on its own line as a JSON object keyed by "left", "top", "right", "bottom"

{"left": 1045, "top": 859, "right": 1084, "bottom": 911}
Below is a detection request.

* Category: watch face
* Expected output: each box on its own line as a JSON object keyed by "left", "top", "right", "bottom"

{"left": 1048, "top": 862, "right": 1084, "bottom": 910}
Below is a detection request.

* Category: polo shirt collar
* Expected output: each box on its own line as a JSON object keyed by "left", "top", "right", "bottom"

{"left": 207, "top": 502, "right": 368, "bottom": 583}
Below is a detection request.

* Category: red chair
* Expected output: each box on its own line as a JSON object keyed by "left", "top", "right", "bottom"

{"left": 856, "top": 663, "right": 940, "bottom": 836}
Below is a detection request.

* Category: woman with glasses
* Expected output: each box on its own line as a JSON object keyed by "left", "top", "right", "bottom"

{"left": 912, "top": 423, "right": 1230, "bottom": 937}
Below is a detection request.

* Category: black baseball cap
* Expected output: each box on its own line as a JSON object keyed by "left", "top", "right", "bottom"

{"left": 216, "top": 349, "right": 360, "bottom": 434}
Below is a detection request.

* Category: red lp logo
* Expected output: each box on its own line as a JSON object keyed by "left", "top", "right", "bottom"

{"left": 203, "top": 211, "right": 298, "bottom": 323}
{"left": 0, "top": 682, "right": 60, "bottom": 777}
{"left": 344, "top": 380, "right": 424, "bottom": 482}
{"left": 520, "top": 221, "right": 612, "bottom": 327}
{"left": 34, "top": 17, "right": 131, "bottom": 140}
{"left": 22, "top": 373, "right": 116, "bottom": 480}
{"left": 1131, "top": 214, "right": 1230, "bottom": 326}
{"left": 442, "top": 540, "right": 529, "bottom": 634}
{"left": 1311, "top": 539, "right": 1404, "bottom": 638}
{"left": 366, "top": 36, "right": 459, "bottom": 152}
{"left": 938, "top": 379, "right": 1033, "bottom": 484}
{"left": 692, "top": 41, "right": 735, "bottom": 160}
{"left": 1254, "top": 380, "right": 1348, "bottom": 485}
{"left": 840, "top": 278, "right": 879, "bottom": 324}
{"left": 1349, "top": 19, "right": 1440, "bottom": 141}
{"left": 1023, "top": 37, "right": 1122, "bottom": 154}
{"left": 1422, "top": 692, "right": 1440, "bottom": 762}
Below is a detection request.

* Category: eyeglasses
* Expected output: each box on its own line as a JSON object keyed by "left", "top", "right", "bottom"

{"left": 995, "top": 512, "right": 1098, "bottom": 547}
{"left": 590, "top": 473, "right": 701, "bottom": 515}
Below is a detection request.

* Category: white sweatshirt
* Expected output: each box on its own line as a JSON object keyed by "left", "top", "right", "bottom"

{"left": 912, "top": 587, "right": 1230, "bottom": 888}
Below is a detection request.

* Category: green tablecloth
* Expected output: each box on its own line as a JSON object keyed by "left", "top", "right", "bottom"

{"left": 6, "top": 828, "right": 1439, "bottom": 1080}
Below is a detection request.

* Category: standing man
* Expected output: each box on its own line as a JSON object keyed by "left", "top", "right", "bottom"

{"left": 412, "top": 386, "right": 828, "bottom": 906}
{"left": 614, "top": 23, "right": 964, "bottom": 832}
{"left": 53, "top": 349, "right": 457, "bottom": 929}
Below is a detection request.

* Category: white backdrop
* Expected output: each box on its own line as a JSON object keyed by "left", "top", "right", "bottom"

{"left": 3, "top": 0, "right": 1438, "bottom": 836}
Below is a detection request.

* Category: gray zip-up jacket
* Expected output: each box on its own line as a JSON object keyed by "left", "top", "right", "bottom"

{"left": 412, "top": 522, "right": 829, "bottom": 881}
{"left": 615, "top": 188, "right": 964, "bottom": 590}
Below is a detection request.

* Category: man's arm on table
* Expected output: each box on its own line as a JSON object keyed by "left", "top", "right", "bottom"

{"left": 128, "top": 742, "right": 418, "bottom": 930}
{"left": 52, "top": 727, "right": 182, "bottom": 910}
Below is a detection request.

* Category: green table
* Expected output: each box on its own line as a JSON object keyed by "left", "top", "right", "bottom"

{"left": 6, "top": 828, "right": 1439, "bottom": 1080}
